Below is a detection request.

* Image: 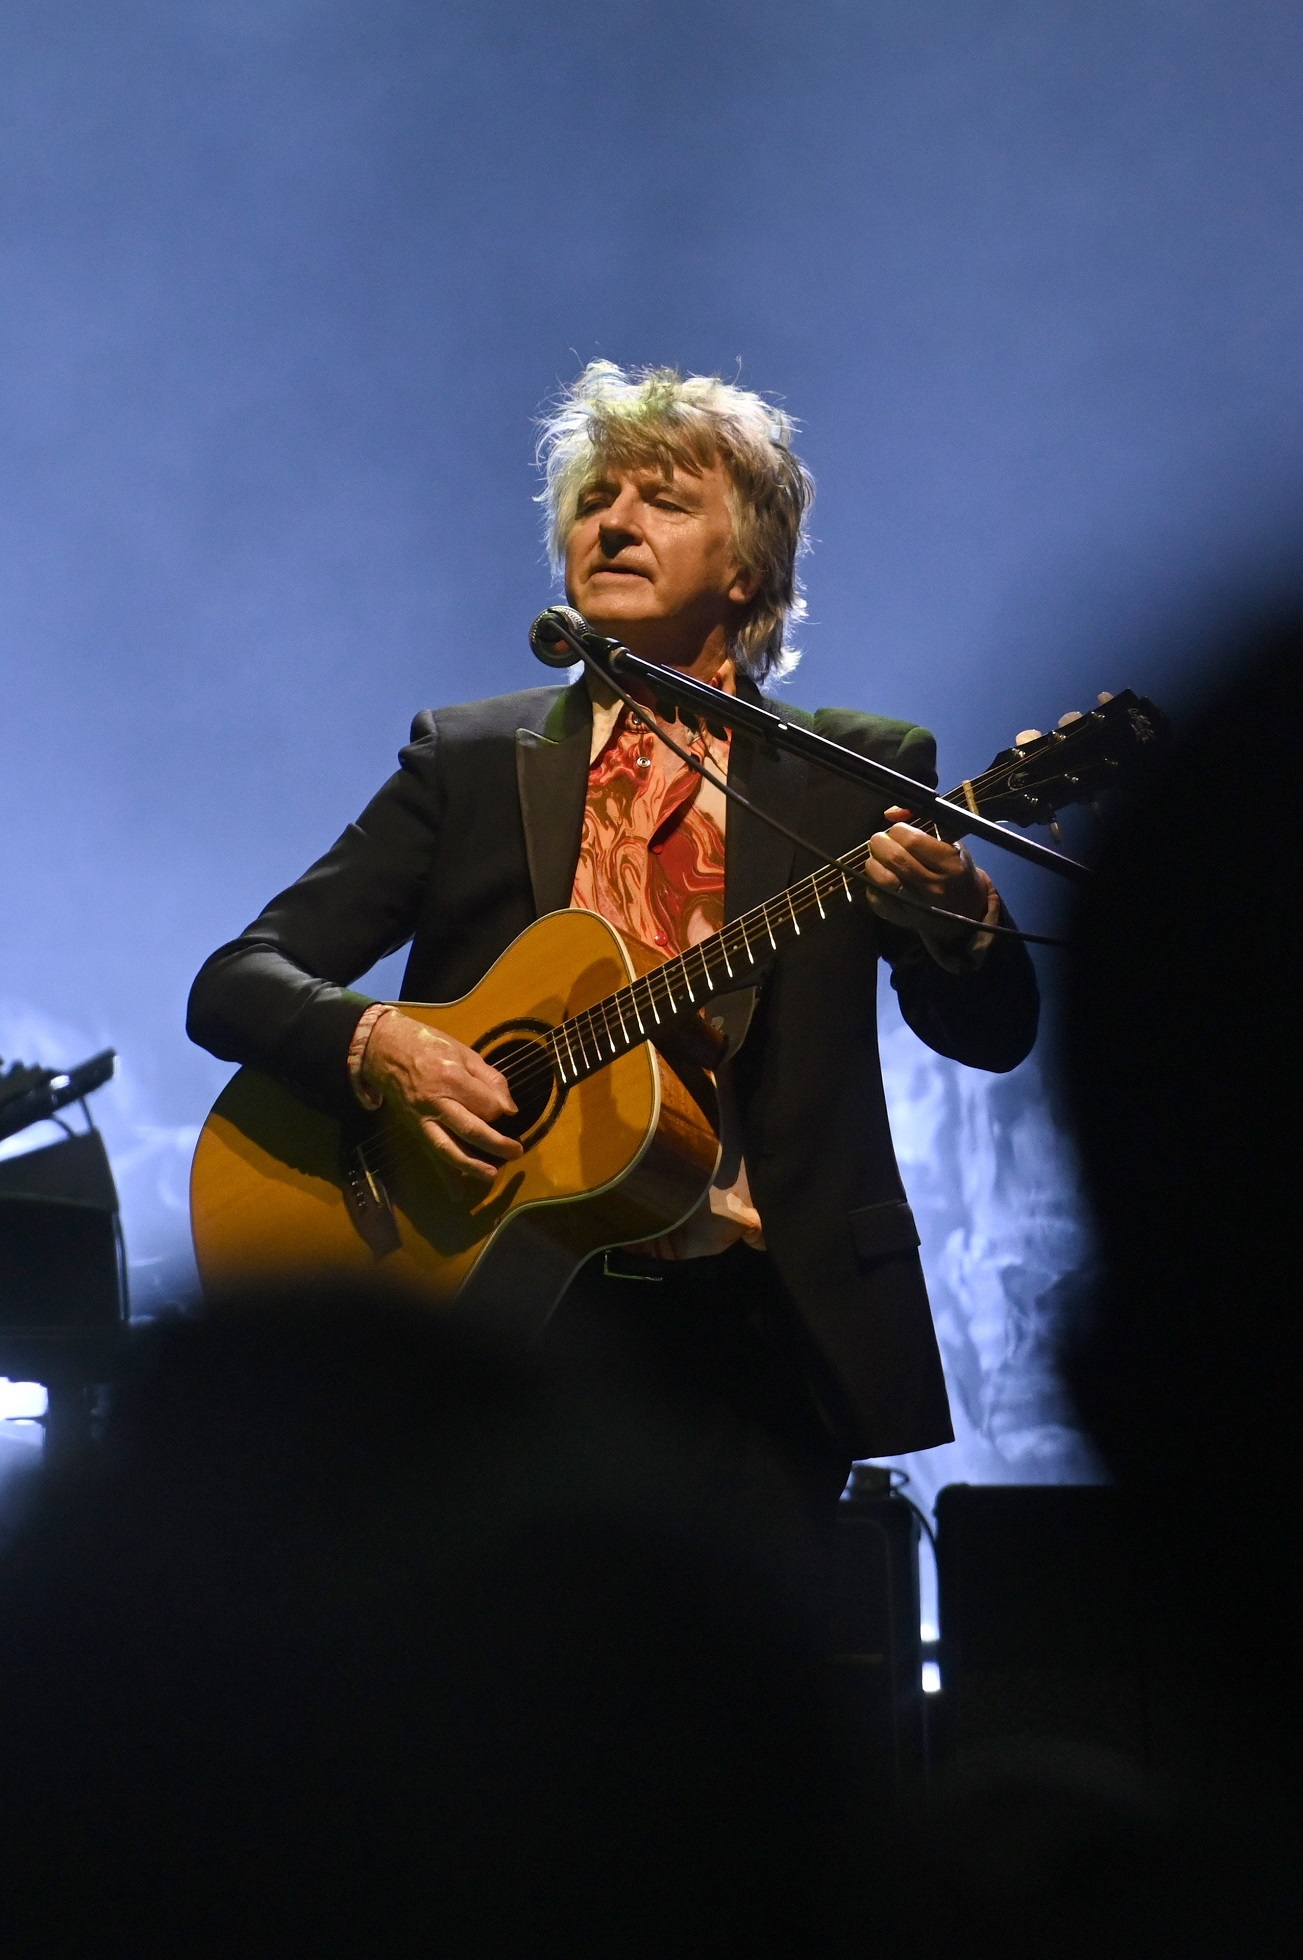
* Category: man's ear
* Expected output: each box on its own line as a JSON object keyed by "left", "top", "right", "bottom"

{"left": 728, "top": 565, "right": 762, "bottom": 606}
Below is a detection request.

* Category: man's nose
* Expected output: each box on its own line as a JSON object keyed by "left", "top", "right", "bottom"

{"left": 597, "top": 488, "right": 643, "bottom": 554}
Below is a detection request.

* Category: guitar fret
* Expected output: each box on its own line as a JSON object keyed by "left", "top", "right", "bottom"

{"left": 530, "top": 715, "right": 1133, "bottom": 1110}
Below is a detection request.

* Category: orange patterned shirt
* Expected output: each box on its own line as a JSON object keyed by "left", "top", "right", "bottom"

{"left": 570, "top": 704, "right": 728, "bottom": 956}
{"left": 570, "top": 686, "right": 765, "bottom": 1258}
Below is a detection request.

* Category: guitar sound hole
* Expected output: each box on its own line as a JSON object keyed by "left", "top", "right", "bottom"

{"left": 475, "top": 1025, "right": 562, "bottom": 1147}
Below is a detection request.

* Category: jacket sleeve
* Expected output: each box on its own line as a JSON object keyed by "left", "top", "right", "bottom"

{"left": 186, "top": 723, "right": 444, "bottom": 1113}
{"left": 862, "top": 720, "right": 1041, "bottom": 1075}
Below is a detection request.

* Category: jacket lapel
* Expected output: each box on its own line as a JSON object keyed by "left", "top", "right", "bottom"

{"left": 515, "top": 679, "right": 592, "bottom": 917}
{"left": 724, "top": 683, "right": 809, "bottom": 921}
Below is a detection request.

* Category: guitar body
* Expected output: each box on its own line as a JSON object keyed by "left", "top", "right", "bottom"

{"left": 190, "top": 911, "right": 722, "bottom": 1342}
{"left": 191, "top": 691, "right": 1164, "bottom": 1340}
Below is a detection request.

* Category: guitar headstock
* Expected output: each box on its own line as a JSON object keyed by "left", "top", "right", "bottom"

{"left": 975, "top": 690, "right": 1167, "bottom": 828}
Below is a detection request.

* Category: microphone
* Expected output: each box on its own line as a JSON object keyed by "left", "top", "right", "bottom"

{"left": 0, "top": 1048, "right": 117, "bottom": 1145}
{"left": 529, "top": 606, "right": 619, "bottom": 670}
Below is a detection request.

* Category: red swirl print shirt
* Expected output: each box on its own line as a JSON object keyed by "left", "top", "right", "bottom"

{"left": 570, "top": 681, "right": 765, "bottom": 1258}
{"left": 570, "top": 703, "right": 728, "bottom": 955}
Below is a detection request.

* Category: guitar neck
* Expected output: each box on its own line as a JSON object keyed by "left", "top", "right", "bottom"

{"left": 546, "top": 771, "right": 970, "bottom": 1088}
{"left": 545, "top": 692, "right": 1164, "bottom": 1086}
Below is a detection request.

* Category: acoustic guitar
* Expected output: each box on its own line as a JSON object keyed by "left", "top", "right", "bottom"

{"left": 190, "top": 691, "right": 1161, "bottom": 1338}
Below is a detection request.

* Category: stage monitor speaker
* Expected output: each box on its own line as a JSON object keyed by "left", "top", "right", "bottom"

{"left": 935, "top": 1484, "right": 1146, "bottom": 1761}
{"left": 829, "top": 1481, "right": 927, "bottom": 1803}
{"left": 0, "top": 1131, "right": 127, "bottom": 1388}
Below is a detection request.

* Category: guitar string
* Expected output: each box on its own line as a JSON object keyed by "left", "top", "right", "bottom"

{"left": 443, "top": 836, "right": 1056, "bottom": 1120}
{"left": 354, "top": 849, "right": 871, "bottom": 1180}
{"left": 471, "top": 708, "right": 1089, "bottom": 1108}
{"left": 461, "top": 679, "right": 1089, "bottom": 1107}
{"left": 351, "top": 836, "right": 1048, "bottom": 1185}
{"left": 362, "top": 731, "right": 1089, "bottom": 1155}
{"left": 354, "top": 717, "right": 1112, "bottom": 1174}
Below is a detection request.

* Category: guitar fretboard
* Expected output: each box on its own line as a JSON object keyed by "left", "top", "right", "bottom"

{"left": 543, "top": 762, "right": 990, "bottom": 1088}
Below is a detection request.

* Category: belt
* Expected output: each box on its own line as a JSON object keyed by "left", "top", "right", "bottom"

{"left": 600, "top": 1244, "right": 761, "bottom": 1285}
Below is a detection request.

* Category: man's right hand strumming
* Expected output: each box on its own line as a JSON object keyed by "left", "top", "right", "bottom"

{"left": 360, "top": 1011, "right": 522, "bottom": 1188}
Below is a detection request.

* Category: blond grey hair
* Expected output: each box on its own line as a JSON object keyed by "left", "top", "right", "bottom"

{"left": 535, "top": 361, "right": 814, "bottom": 683}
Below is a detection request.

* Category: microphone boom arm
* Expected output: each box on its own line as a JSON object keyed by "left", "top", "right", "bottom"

{"left": 532, "top": 609, "right": 1091, "bottom": 884}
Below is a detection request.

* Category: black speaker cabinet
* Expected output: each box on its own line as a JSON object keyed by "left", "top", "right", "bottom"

{"left": 829, "top": 1487, "right": 927, "bottom": 1802}
{"left": 935, "top": 1484, "right": 1146, "bottom": 1760}
{"left": 0, "top": 1131, "right": 127, "bottom": 1385}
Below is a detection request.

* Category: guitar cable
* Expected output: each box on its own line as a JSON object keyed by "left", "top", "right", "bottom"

{"left": 563, "top": 640, "right": 1070, "bottom": 952}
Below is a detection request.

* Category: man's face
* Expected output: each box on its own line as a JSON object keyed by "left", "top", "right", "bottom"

{"left": 563, "top": 459, "right": 758, "bottom": 670}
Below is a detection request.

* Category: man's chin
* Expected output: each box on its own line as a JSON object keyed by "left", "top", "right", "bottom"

{"left": 572, "top": 595, "right": 662, "bottom": 637}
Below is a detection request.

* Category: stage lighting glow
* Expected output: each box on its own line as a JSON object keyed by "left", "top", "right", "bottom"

{"left": 0, "top": 1381, "right": 47, "bottom": 1420}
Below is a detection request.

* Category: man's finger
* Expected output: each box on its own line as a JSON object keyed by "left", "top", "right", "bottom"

{"left": 430, "top": 1099, "right": 524, "bottom": 1162}
{"left": 462, "top": 1050, "right": 518, "bottom": 1112}
{"left": 408, "top": 1028, "right": 517, "bottom": 1116}
{"left": 868, "top": 834, "right": 941, "bottom": 891}
{"left": 885, "top": 823, "right": 965, "bottom": 873}
{"left": 419, "top": 1118, "right": 501, "bottom": 1185}
{"left": 428, "top": 1069, "right": 518, "bottom": 1124}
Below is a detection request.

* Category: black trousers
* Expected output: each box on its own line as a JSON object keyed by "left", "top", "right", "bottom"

{"left": 541, "top": 1242, "right": 852, "bottom": 1539}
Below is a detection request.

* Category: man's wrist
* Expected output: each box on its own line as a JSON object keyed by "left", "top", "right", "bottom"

{"left": 919, "top": 863, "right": 1000, "bottom": 973}
{"left": 347, "top": 1001, "right": 395, "bottom": 1109}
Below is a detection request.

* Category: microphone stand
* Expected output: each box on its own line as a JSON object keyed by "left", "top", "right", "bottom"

{"left": 541, "top": 614, "right": 1092, "bottom": 885}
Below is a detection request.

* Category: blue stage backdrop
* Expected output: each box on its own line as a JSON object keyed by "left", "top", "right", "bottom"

{"left": 3, "top": 2, "right": 1301, "bottom": 1503}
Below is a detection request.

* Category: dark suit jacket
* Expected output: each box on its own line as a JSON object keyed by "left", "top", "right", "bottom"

{"left": 187, "top": 677, "right": 1038, "bottom": 1455}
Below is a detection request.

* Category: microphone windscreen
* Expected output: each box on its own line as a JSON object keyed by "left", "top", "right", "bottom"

{"left": 529, "top": 606, "right": 592, "bottom": 667}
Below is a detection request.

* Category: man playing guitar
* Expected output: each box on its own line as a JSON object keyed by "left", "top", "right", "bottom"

{"left": 188, "top": 363, "right": 1038, "bottom": 1528}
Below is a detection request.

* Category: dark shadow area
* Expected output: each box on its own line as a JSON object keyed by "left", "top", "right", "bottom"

{"left": 874, "top": 613, "right": 1303, "bottom": 1956}
{"left": 0, "top": 1287, "right": 852, "bottom": 1957}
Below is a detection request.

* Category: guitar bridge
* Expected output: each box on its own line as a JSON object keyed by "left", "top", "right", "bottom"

{"left": 341, "top": 1143, "right": 401, "bottom": 1258}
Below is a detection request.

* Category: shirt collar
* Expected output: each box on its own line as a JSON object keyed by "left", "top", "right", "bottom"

{"left": 584, "top": 658, "right": 740, "bottom": 765}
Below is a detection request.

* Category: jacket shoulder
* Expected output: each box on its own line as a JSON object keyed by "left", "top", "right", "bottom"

{"left": 762, "top": 696, "right": 935, "bottom": 767}
{"left": 408, "top": 682, "right": 578, "bottom": 748}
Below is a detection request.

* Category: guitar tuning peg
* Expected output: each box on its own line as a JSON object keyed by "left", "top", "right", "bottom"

{"left": 1096, "top": 691, "right": 1114, "bottom": 705}
{"left": 1049, "top": 819, "right": 1064, "bottom": 843}
{"left": 1057, "top": 710, "right": 1083, "bottom": 727}
{"left": 1015, "top": 728, "right": 1042, "bottom": 745}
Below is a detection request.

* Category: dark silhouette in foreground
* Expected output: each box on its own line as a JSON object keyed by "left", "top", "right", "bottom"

{"left": 880, "top": 617, "right": 1303, "bottom": 1956}
{"left": 0, "top": 1288, "right": 849, "bottom": 1957}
